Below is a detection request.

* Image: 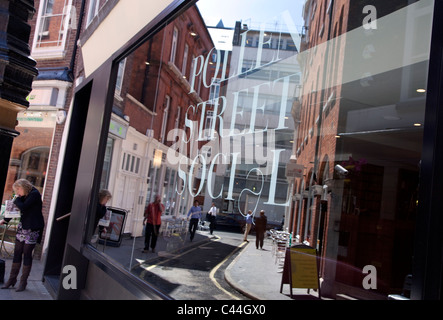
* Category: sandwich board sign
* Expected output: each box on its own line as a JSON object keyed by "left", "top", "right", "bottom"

{"left": 280, "top": 244, "right": 321, "bottom": 299}
{"left": 98, "top": 207, "right": 128, "bottom": 247}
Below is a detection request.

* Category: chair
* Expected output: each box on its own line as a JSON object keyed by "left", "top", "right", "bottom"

{"left": 161, "top": 220, "right": 172, "bottom": 237}
{"left": 269, "top": 229, "right": 278, "bottom": 257}
{"left": 1, "top": 219, "right": 18, "bottom": 258}
{"left": 176, "top": 219, "right": 187, "bottom": 234}
{"left": 274, "top": 231, "right": 290, "bottom": 269}
{"left": 198, "top": 220, "right": 209, "bottom": 231}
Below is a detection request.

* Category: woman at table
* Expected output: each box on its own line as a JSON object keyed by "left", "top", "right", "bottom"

{"left": 0, "top": 179, "right": 45, "bottom": 292}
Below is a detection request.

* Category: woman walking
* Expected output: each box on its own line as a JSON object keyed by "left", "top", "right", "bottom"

{"left": 0, "top": 179, "right": 45, "bottom": 292}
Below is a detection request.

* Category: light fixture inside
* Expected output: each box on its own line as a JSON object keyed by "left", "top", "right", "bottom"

{"left": 383, "top": 115, "right": 401, "bottom": 121}
{"left": 414, "top": 123, "right": 422, "bottom": 127}
{"left": 416, "top": 88, "right": 426, "bottom": 93}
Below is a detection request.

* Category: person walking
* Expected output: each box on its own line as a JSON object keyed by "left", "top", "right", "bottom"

{"left": 243, "top": 210, "right": 253, "bottom": 242}
{"left": 207, "top": 202, "right": 217, "bottom": 235}
{"left": 143, "top": 195, "right": 165, "bottom": 253}
{"left": 187, "top": 200, "right": 202, "bottom": 241}
{"left": 0, "top": 179, "right": 45, "bottom": 292}
{"left": 255, "top": 210, "right": 268, "bottom": 249}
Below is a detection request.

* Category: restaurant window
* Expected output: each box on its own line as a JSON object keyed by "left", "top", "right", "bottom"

{"left": 160, "top": 96, "right": 170, "bottom": 144}
{"left": 115, "top": 59, "right": 126, "bottom": 97}
{"left": 170, "top": 27, "right": 179, "bottom": 64}
{"left": 182, "top": 44, "right": 189, "bottom": 77}
{"left": 88, "top": 0, "right": 435, "bottom": 300}
{"left": 86, "top": 0, "right": 100, "bottom": 26}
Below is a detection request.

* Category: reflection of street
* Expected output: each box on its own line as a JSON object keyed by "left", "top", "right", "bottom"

{"left": 133, "top": 230, "right": 250, "bottom": 300}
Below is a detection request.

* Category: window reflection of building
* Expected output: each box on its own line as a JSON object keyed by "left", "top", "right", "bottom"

{"left": 96, "top": 5, "right": 214, "bottom": 238}
{"left": 31, "top": 0, "right": 443, "bottom": 301}
{"left": 18, "top": 147, "right": 50, "bottom": 194}
{"left": 289, "top": 0, "right": 433, "bottom": 298}
{"left": 211, "top": 21, "right": 299, "bottom": 222}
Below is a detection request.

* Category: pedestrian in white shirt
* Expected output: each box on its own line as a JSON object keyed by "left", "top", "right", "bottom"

{"left": 208, "top": 203, "right": 217, "bottom": 235}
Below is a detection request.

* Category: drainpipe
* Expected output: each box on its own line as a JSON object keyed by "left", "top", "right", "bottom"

{"left": 68, "top": 0, "right": 87, "bottom": 81}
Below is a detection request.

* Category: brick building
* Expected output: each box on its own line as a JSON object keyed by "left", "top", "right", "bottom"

{"left": 290, "top": 0, "right": 431, "bottom": 298}
{"left": 2, "top": 0, "right": 84, "bottom": 259}
{"left": 3, "top": 0, "right": 215, "bottom": 256}
{"left": 85, "top": 4, "right": 215, "bottom": 236}
{"left": 0, "top": 0, "right": 37, "bottom": 201}
{"left": 3, "top": 0, "right": 443, "bottom": 301}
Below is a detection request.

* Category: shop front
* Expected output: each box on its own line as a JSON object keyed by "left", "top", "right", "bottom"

{"left": 42, "top": 0, "right": 443, "bottom": 300}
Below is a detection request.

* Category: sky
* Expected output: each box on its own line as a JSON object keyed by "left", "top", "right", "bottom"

{"left": 196, "top": 0, "right": 306, "bottom": 31}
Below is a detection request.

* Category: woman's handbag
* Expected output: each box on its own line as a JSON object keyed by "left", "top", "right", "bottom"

{"left": 4, "top": 198, "right": 21, "bottom": 219}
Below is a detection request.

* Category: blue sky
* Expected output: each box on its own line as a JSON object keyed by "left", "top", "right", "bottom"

{"left": 196, "top": 0, "right": 306, "bottom": 30}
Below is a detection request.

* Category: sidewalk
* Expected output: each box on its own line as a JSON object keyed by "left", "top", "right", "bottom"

{"left": 1, "top": 230, "right": 320, "bottom": 300}
{"left": 0, "top": 256, "right": 53, "bottom": 300}
{"left": 224, "top": 237, "right": 321, "bottom": 300}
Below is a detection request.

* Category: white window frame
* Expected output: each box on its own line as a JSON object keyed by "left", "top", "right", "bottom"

{"left": 115, "top": 58, "right": 127, "bottom": 96}
{"left": 209, "top": 79, "right": 220, "bottom": 103}
{"left": 170, "top": 27, "right": 179, "bottom": 64}
{"left": 204, "top": 110, "right": 214, "bottom": 140}
{"left": 32, "top": 0, "right": 74, "bottom": 60}
{"left": 182, "top": 43, "right": 189, "bottom": 77}
{"left": 161, "top": 95, "right": 171, "bottom": 143}
{"left": 175, "top": 106, "right": 181, "bottom": 129}
{"left": 86, "top": 0, "right": 100, "bottom": 26}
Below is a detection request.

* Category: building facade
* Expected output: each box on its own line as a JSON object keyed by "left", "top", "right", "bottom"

{"left": 3, "top": 0, "right": 443, "bottom": 300}
{"left": 291, "top": 0, "right": 434, "bottom": 298}
{"left": 2, "top": 0, "right": 86, "bottom": 261}
{"left": 0, "top": 0, "right": 38, "bottom": 202}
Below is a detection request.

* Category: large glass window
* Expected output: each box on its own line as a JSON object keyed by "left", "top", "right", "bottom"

{"left": 89, "top": 0, "right": 434, "bottom": 300}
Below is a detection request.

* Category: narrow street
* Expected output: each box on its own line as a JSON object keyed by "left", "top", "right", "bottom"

{"left": 132, "top": 230, "right": 250, "bottom": 300}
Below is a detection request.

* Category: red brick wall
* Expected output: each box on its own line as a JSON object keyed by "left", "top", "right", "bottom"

{"left": 291, "top": 0, "right": 349, "bottom": 245}
{"left": 3, "top": 127, "right": 53, "bottom": 201}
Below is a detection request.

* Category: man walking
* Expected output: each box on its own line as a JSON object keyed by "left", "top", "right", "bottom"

{"left": 143, "top": 195, "right": 164, "bottom": 253}
{"left": 255, "top": 210, "right": 267, "bottom": 249}
{"left": 187, "top": 200, "right": 202, "bottom": 241}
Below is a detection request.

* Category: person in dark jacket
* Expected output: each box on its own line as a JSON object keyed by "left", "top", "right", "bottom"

{"left": 255, "top": 210, "right": 268, "bottom": 250}
{"left": 93, "top": 189, "right": 112, "bottom": 236}
{"left": 0, "top": 179, "right": 45, "bottom": 291}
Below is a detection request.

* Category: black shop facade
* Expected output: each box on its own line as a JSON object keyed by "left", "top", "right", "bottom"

{"left": 41, "top": 0, "right": 443, "bottom": 300}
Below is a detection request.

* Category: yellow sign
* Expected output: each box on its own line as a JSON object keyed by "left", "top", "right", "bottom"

{"left": 290, "top": 247, "right": 318, "bottom": 289}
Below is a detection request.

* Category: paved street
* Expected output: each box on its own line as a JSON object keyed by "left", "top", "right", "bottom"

{"left": 1, "top": 227, "right": 324, "bottom": 301}
{"left": 132, "top": 230, "right": 250, "bottom": 300}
